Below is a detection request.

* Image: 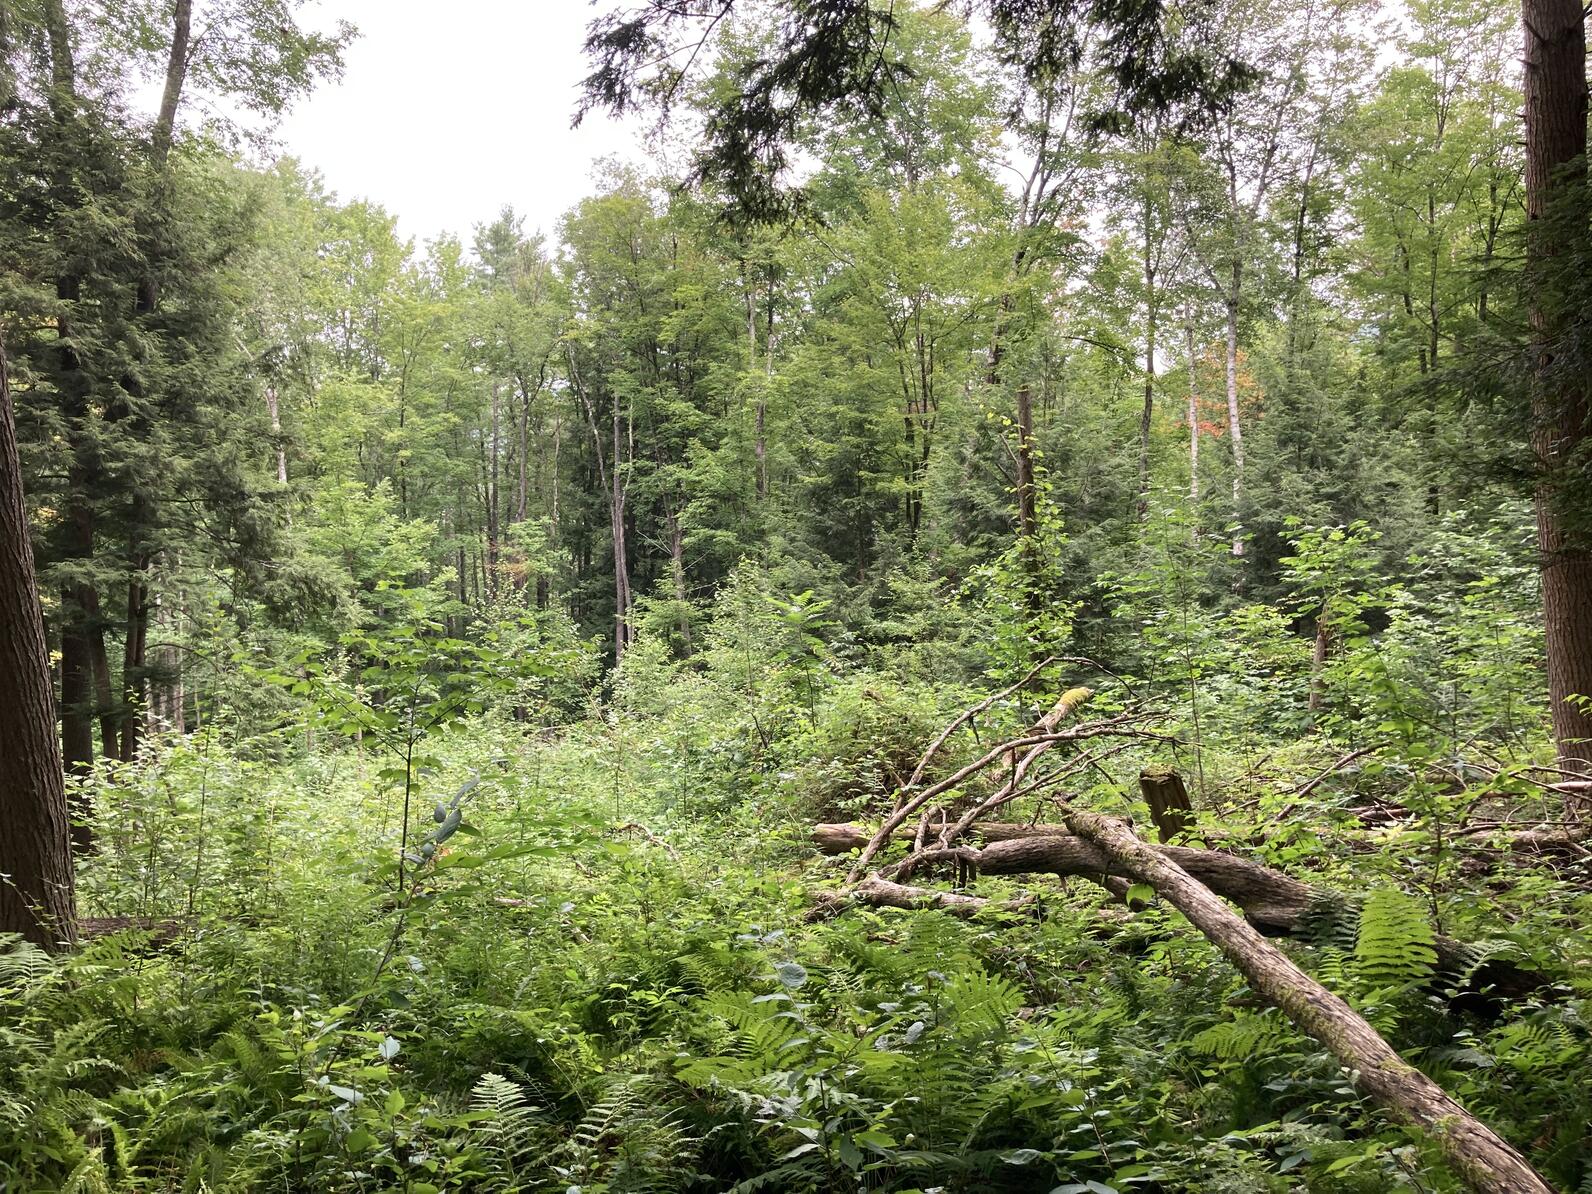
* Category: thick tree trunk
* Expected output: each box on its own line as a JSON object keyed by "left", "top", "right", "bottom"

{"left": 1522, "top": 0, "right": 1592, "bottom": 799}
{"left": 0, "top": 338, "right": 78, "bottom": 949}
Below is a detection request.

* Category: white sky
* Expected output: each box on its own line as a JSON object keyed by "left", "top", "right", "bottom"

{"left": 266, "top": 1, "right": 646, "bottom": 246}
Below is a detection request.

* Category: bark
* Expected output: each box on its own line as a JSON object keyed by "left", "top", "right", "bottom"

{"left": 486, "top": 383, "right": 501, "bottom": 598}
{"left": 86, "top": 587, "right": 118, "bottom": 762}
{"left": 1139, "top": 766, "right": 1191, "bottom": 842}
{"left": 1522, "top": 0, "right": 1592, "bottom": 798}
{"left": 120, "top": 566, "right": 150, "bottom": 761}
{"left": 265, "top": 386, "right": 287, "bottom": 485}
{"left": 668, "top": 510, "right": 692, "bottom": 654}
{"left": 151, "top": 0, "right": 192, "bottom": 168}
{"left": 813, "top": 823, "right": 1547, "bottom": 1001}
{"left": 1223, "top": 281, "right": 1245, "bottom": 557}
{"left": 1184, "top": 312, "right": 1199, "bottom": 513}
{"left": 1135, "top": 188, "right": 1158, "bottom": 522}
{"left": 0, "top": 338, "right": 77, "bottom": 948}
{"left": 1061, "top": 809, "right": 1554, "bottom": 1194}
{"left": 1015, "top": 383, "right": 1038, "bottom": 549}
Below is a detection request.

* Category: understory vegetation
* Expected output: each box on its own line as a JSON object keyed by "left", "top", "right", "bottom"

{"left": 4, "top": 530, "right": 1590, "bottom": 1192}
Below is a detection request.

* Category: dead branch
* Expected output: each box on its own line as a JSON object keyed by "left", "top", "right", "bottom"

{"left": 812, "top": 669, "right": 1561, "bottom": 1194}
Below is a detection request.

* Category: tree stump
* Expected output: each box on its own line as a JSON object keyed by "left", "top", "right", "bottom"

{"left": 1139, "top": 767, "right": 1192, "bottom": 842}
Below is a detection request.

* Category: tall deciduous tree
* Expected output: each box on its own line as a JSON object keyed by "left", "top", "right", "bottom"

{"left": 0, "top": 338, "right": 76, "bottom": 949}
{"left": 1521, "top": 0, "right": 1591, "bottom": 791}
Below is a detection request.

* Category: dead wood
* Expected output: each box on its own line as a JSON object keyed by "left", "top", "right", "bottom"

{"left": 816, "top": 676, "right": 1564, "bottom": 1191}
{"left": 1139, "top": 766, "right": 1192, "bottom": 841}
{"left": 815, "top": 820, "right": 1546, "bottom": 1004}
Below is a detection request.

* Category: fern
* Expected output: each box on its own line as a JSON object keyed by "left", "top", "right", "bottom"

{"left": 1354, "top": 889, "right": 1438, "bottom": 987}
{"left": 471, "top": 1071, "right": 544, "bottom": 1185}
{"left": 1191, "top": 1010, "right": 1292, "bottom": 1061}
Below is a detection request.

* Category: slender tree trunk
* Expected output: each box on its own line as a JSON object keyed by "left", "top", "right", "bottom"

{"left": 0, "top": 338, "right": 77, "bottom": 948}
{"left": 1136, "top": 292, "right": 1158, "bottom": 521}
{"left": 610, "top": 401, "right": 632, "bottom": 664}
{"left": 1522, "top": 0, "right": 1592, "bottom": 799}
{"left": 43, "top": 3, "right": 97, "bottom": 787}
{"left": 516, "top": 379, "right": 530, "bottom": 524}
{"left": 1185, "top": 311, "right": 1200, "bottom": 515}
{"left": 1136, "top": 188, "right": 1159, "bottom": 521}
{"left": 265, "top": 386, "right": 287, "bottom": 485}
{"left": 85, "top": 588, "right": 118, "bottom": 763}
{"left": 1223, "top": 274, "right": 1245, "bottom": 557}
{"left": 668, "top": 510, "right": 692, "bottom": 655}
{"left": 150, "top": 0, "right": 191, "bottom": 169}
{"left": 1015, "top": 383, "right": 1038, "bottom": 552}
{"left": 486, "top": 383, "right": 501, "bottom": 598}
{"left": 120, "top": 564, "right": 149, "bottom": 761}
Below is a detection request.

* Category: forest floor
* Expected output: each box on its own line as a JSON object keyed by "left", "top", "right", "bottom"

{"left": 3, "top": 694, "right": 1589, "bottom": 1193}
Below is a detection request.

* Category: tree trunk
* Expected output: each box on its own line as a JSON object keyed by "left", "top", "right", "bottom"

{"left": 1185, "top": 313, "right": 1200, "bottom": 515}
{"left": 611, "top": 401, "right": 632, "bottom": 664}
{"left": 150, "top": 0, "right": 191, "bottom": 168}
{"left": 0, "top": 337, "right": 78, "bottom": 949}
{"left": 1522, "top": 0, "right": 1592, "bottom": 800}
{"left": 668, "top": 510, "right": 691, "bottom": 654}
{"left": 1015, "top": 382, "right": 1038, "bottom": 552}
{"left": 1223, "top": 278, "right": 1245, "bottom": 557}
{"left": 1136, "top": 199, "right": 1158, "bottom": 521}
{"left": 486, "top": 383, "right": 501, "bottom": 599}
{"left": 119, "top": 570, "right": 148, "bottom": 761}
{"left": 265, "top": 386, "right": 287, "bottom": 485}
{"left": 1309, "top": 604, "right": 1332, "bottom": 718}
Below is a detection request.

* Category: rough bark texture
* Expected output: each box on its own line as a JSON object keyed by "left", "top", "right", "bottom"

{"left": 1061, "top": 809, "right": 1554, "bottom": 1194}
{"left": 814, "top": 823, "right": 1546, "bottom": 1002}
{"left": 0, "top": 339, "right": 78, "bottom": 948}
{"left": 1522, "top": 0, "right": 1592, "bottom": 797}
{"left": 1138, "top": 766, "right": 1191, "bottom": 841}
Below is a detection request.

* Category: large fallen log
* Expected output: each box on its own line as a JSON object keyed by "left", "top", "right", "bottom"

{"left": 818, "top": 818, "right": 1555, "bottom": 1192}
{"left": 1060, "top": 807, "right": 1554, "bottom": 1194}
{"left": 813, "top": 821, "right": 1545, "bottom": 1002}
{"left": 818, "top": 675, "right": 1560, "bottom": 1192}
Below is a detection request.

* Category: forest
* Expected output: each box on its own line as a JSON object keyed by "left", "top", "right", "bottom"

{"left": 0, "top": 0, "right": 1589, "bottom": 1190}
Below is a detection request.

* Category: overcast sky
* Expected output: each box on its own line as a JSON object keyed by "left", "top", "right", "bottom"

{"left": 266, "top": 1, "right": 645, "bottom": 247}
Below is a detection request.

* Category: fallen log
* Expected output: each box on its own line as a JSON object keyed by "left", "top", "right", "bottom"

{"left": 814, "top": 821, "right": 1546, "bottom": 1004}
{"left": 819, "top": 819, "right": 1556, "bottom": 1191}
{"left": 1059, "top": 807, "right": 1554, "bottom": 1194}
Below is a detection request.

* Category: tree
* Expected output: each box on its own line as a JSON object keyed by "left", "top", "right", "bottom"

{"left": 0, "top": 337, "right": 76, "bottom": 949}
{"left": 579, "top": 0, "right": 1251, "bottom": 222}
{"left": 1520, "top": 0, "right": 1592, "bottom": 789}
